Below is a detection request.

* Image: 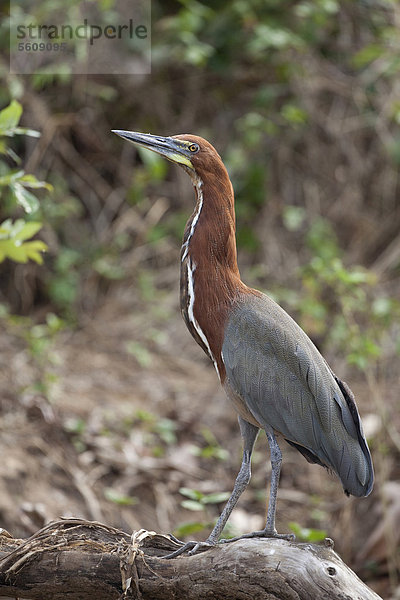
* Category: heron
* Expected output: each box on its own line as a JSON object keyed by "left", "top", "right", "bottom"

{"left": 113, "top": 130, "right": 374, "bottom": 557}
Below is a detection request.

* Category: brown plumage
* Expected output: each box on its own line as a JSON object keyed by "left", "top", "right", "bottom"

{"left": 177, "top": 134, "right": 252, "bottom": 381}
{"left": 113, "top": 130, "right": 374, "bottom": 557}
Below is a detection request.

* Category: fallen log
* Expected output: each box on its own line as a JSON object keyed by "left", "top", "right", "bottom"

{"left": 0, "top": 518, "right": 382, "bottom": 600}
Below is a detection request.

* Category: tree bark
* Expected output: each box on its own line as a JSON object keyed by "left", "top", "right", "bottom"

{"left": 0, "top": 518, "right": 382, "bottom": 600}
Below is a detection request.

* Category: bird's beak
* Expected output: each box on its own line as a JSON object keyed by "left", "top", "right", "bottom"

{"left": 112, "top": 130, "right": 194, "bottom": 169}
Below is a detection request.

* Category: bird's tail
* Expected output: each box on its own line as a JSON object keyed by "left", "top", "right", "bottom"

{"left": 332, "top": 376, "right": 374, "bottom": 497}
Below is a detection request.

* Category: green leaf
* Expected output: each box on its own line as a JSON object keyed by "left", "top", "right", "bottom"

{"left": 289, "top": 521, "right": 327, "bottom": 542}
{"left": 64, "top": 417, "right": 86, "bottom": 435}
{"left": 283, "top": 206, "right": 306, "bottom": 231}
{"left": 0, "top": 170, "right": 25, "bottom": 186}
{"left": 202, "top": 492, "right": 230, "bottom": 505}
{"left": 23, "top": 240, "right": 48, "bottom": 264}
{"left": 134, "top": 409, "right": 155, "bottom": 423}
{"left": 179, "top": 487, "right": 203, "bottom": 501}
{"left": 154, "top": 418, "right": 177, "bottom": 445}
{"left": 190, "top": 444, "right": 229, "bottom": 460}
{"left": 372, "top": 297, "right": 393, "bottom": 319}
{"left": 13, "top": 127, "right": 41, "bottom": 138}
{"left": 352, "top": 44, "right": 383, "bottom": 69}
{"left": 19, "top": 174, "right": 53, "bottom": 191}
{"left": 0, "top": 219, "right": 13, "bottom": 236}
{"left": 0, "top": 100, "right": 23, "bottom": 135}
{"left": 250, "top": 24, "right": 303, "bottom": 52}
{"left": 0, "top": 219, "right": 47, "bottom": 264}
{"left": 0, "top": 239, "right": 47, "bottom": 264}
{"left": 6, "top": 148, "right": 21, "bottom": 163}
{"left": 10, "top": 183, "right": 40, "bottom": 214}
{"left": 93, "top": 256, "right": 125, "bottom": 280}
{"left": 125, "top": 341, "right": 152, "bottom": 367}
{"left": 104, "top": 488, "right": 138, "bottom": 506}
{"left": 281, "top": 104, "right": 308, "bottom": 126}
{"left": 173, "top": 522, "right": 207, "bottom": 538}
{"left": 13, "top": 221, "right": 42, "bottom": 241}
{"left": 0, "top": 240, "right": 28, "bottom": 263}
{"left": 46, "top": 312, "right": 65, "bottom": 333}
{"left": 48, "top": 273, "right": 78, "bottom": 307}
{"left": 181, "top": 499, "right": 204, "bottom": 511}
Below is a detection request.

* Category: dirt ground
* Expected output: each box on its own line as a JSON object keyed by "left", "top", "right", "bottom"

{"left": 0, "top": 276, "right": 399, "bottom": 599}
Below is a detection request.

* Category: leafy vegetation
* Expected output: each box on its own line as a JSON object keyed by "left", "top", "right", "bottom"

{"left": 289, "top": 521, "right": 327, "bottom": 543}
{"left": 174, "top": 487, "right": 232, "bottom": 538}
{"left": 278, "top": 211, "right": 400, "bottom": 370}
{"left": 0, "top": 219, "right": 47, "bottom": 264}
{"left": 0, "top": 100, "right": 51, "bottom": 265}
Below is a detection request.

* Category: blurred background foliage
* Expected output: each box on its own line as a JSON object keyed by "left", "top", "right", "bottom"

{"left": 0, "top": 0, "right": 400, "bottom": 597}
{"left": 1, "top": 0, "right": 399, "bottom": 365}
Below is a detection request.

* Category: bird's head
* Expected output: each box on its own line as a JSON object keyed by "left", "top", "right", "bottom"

{"left": 112, "top": 130, "right": 226, "bottom": 181}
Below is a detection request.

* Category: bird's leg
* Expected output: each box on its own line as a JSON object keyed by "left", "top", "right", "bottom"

{"left": 220, "top": 427, "right": 294, "bottom": 543}
{"left": 262, "top": 428, "right": 293, "bottom": 538}
{"left": 205, "top": 418, "right": 260, "bottom": 545}
{"left": 163, "top": 417, "right": 259, "bottom": 558}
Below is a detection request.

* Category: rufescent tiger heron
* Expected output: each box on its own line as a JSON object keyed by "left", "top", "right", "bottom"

{"left": 113, "top": 130, "right": 374, "bottom": 558}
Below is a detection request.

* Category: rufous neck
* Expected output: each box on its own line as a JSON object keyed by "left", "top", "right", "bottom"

{"left": 182, "top": 169, "right": 240, "bottom": 279}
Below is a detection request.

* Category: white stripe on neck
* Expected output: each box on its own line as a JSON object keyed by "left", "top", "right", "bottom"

{"left": 181, "top": 177, "right": 203, "bottom": 263}
{"left": 186, "top": 257, "right": 221, "bottom": 381}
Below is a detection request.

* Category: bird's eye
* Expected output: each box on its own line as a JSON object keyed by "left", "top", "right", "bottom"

{"left": 189, "top": 143, "right": 199, "bottom": 153}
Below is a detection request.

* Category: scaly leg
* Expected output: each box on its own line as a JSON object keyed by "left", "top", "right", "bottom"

{"left": 263, "top": 428, "right": 293, "bottom": 537}
{"left": 163, "top": 417, "right": 259, "bottom": 558}
{"left": 220, "top": 427, "right": 294, "bottom": 543}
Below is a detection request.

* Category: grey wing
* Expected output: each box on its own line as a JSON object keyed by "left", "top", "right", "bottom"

{"left": 222, "top": 294, "right": 373, "bottom": 497}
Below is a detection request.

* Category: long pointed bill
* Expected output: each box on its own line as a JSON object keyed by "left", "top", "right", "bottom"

{"left": 112, "top": 130, "right": 194, "bottom": 169}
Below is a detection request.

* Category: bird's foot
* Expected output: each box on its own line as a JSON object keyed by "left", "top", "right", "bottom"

{"left": 162, "top": 529, "right": 294, "bottom": 558}
{"left": 162, "top": 538, "right": 216, "bottom": 559}
{"left": 220, "top": 529, "right": 295, "bottom": 544}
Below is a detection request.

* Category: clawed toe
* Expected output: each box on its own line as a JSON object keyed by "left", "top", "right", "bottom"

{"left": 219, "top": 530, "right": 295, "bottom": 544}
{"left": 188, "top": 541, "right": 216, "bottom": 555}
{"left": 271, "top": 532, "right": 295, "bottom": 541}
{"left": 162, "top": 540, "right": 197, "bottom": 559}
{"left": 163, "top": 539, "right": 215, "bottom": 559}
{"left": 162, "top": 528, "right": 294, "bottom": 558}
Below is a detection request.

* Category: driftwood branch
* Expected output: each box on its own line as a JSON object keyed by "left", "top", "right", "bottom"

{"left": 0, "top": 518, "right": 382, "bottom": 600}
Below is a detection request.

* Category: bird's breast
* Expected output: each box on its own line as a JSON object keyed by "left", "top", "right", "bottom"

{"left": 180, "top": 255, "right": 225, "bottom": 381}
{"left": 179, "top": 252, "right": 252, "bottom": 383}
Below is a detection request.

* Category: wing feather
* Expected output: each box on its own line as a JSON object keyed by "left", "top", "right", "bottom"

{"left": 222, "top": 293, "right": 373, "bottom": 497}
